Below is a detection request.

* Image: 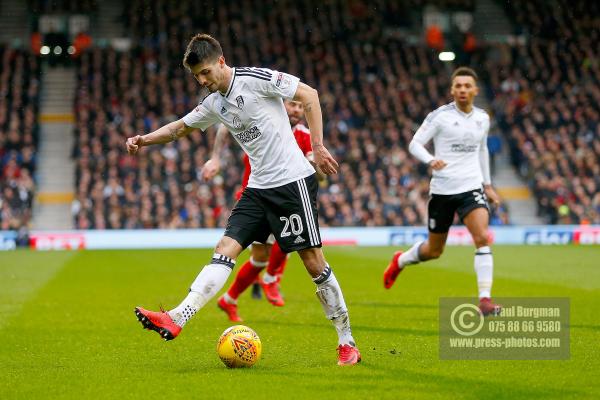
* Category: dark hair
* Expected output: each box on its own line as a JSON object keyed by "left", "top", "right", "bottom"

{"left": 183, "top": 34, "right": 223, "bottom": 70}
{"left": 451, "top": 67, "right": 478, "bottom": 82}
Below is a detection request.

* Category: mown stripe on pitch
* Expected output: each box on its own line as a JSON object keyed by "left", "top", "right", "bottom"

{"left": 0, "top": 252, "right": 78, "bottom": 329}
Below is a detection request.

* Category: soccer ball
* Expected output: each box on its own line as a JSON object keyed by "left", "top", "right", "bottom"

{"left": 217, "top": 325, "right": 262, "bottom": 368}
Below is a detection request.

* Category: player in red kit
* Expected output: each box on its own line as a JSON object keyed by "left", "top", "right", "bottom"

{"left": 202, "top": 99, "right": 323, "bottom": 321}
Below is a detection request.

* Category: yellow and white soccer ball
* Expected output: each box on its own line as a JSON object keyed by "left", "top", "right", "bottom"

{"left": 217, "top": 325, "right": 262, "bottom": 368}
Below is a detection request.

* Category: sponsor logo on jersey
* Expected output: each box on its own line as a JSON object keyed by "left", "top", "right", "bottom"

{"left": 234, "top": 126, "right": 262, "bottom": 144}
{"left": 236, "top": 95, "right": 244, "bottom": 109}
{"left": 451, "top": 143, "right": 478, "bottom": 153}
{"left": 453, "top": 121, "right": 459, "bottom": 126}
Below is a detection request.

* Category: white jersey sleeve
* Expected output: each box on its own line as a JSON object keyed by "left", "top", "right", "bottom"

{"left": 182, "top": 96, "right": 219, "bottom": 131}
{"left": 409, "top": 111, "right": 441, "bottom": 164}
{"left": 239, "top": 68, "right": 300, "bottom": 99}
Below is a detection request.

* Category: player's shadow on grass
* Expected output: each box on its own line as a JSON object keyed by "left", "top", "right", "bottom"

{"left": 367, "top": 367, "right": 587, "bottom": 399}
{"left": 196, "top": 363, "right": 587, "bottom": 399}
{"left": 349, "top": 301, "right": 438, "bottom": 310}
{"left": 570, "top": 323, "right": 600, "bottom": 331}
{"left": 253, "top": 319, "right": 437, "bottom": 336}
{"left": 351, "top": 325, "right": 437, "bottom": 336}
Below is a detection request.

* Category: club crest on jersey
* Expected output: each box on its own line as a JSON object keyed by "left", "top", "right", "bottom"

{"left": 232, "top": 115, "right": 244, "bottom": 130}
{"left": 476, "top": 120, "right": 483, "bottom": 128}
{"left": 236, "top": 95, "right": 244, "bottom": 109}
{"left": 220, "top": 106, "right": 227, "bottom": 115}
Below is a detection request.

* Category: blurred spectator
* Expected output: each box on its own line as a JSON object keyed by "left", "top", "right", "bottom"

{"left": 426, "top": 25, "right": 445, "bottom": 51}
{"left": 487, "top": 133, "right": 502, "bottom": 175}
{"left": 0, "top": 46, "right": 40, "bottom": 230}
{"left": 72, "top": 31, "right": 92, "bottom": 57}
{"left": 28, "top": 0, "right": 98, "bottom": 14}
{"left": 463, "top": 31, "right": 476, "bottom": 53}
{"left": 31, "top": 32, "right": 42, "bottom": 54}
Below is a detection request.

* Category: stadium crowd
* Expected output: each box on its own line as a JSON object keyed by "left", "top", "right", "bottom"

{"left": 0, "top": 46, "right": 40, "bottom": 230}
{"left": 490, "top": 0, "right": 599, "bottom": 224}
{"left": 28, "top": 0, "right": 97, "bottom": 14}
{"left": 2, "top": 1, "right": 596, "bottom": 233}
{"left": 72, "top": 0, "right": 509, "bottom": 229}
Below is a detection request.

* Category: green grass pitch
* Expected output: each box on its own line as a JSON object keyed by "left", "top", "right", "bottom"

{"left": 1, "top": 245, "right": 599, "bottom": 399}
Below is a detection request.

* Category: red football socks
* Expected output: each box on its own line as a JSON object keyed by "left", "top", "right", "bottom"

{"left": 227, "top": 260, "right": 264, "bottom": 300}
{"left": 266, "top": 242, "right": 288, "bottom": 277}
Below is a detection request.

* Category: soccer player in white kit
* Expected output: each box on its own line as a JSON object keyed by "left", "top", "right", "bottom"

{"left": 383, "top": 67, "right": 502, "bottom": 316}
{"left": 126, "top": 34, "right": 360, "bottom": 365}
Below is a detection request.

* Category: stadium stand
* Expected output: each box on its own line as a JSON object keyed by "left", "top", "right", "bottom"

{"left": 28, "top": 0, "right": 98, "bottom": 14}
{"left": 73, "top": 0, "right": 511, "bottom": 229}
{"left": 491, "top": 0, "right": 599, "bottom": 224}
{"left": 72, "top": 46, "right": 240, "bottom": 229}
{"left": 0, "top": 46, "right": 40, "bottom": 230}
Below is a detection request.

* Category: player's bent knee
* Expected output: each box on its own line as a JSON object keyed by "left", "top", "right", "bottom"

{"left": 472, "top": 234, "right": 489, "bottom": 248}
{"left": 251, "top": 243, "right": 270, "bottom": 262}
{"left": 302, "top": 256, "right": 322, "bottom": 274}
{"left": 215, "top": 236, "right": 243, "bottom": 259}
{"left": 429, "top": 247, "right": 444, "bottom": 259}
{"left": 298, "top": 247, "right": 326, "bottom": 276}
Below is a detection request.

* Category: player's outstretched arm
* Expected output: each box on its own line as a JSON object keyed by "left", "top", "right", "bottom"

{"left": 125, "top": 119, "right": 194, "bottom": 155}
{"left": 294, "top": 82, "right": 338, "bottom": 175}
{"left": 202, "top": 124, "right": 229, "bottom": 180}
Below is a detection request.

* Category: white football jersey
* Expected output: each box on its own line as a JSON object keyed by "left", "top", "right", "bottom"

{"left": 411, "top": 102, "right": 491, "bottom": 195}
{"left": 182, "top": 67, "right": 315, "bottom": 189}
